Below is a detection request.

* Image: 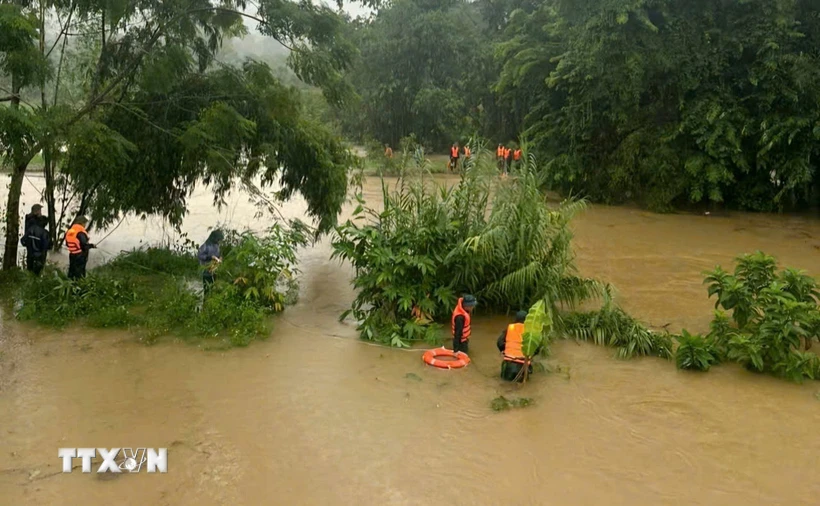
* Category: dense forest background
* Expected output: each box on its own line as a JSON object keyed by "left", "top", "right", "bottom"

{"left": 330, "top": 0, "right": 820, "bottom": 212}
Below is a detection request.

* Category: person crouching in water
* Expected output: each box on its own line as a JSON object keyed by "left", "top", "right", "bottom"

{"left": 198, "top": 230, "right": 224, "bottom": 292}
{"left": 497, "top": 310, "right": 542, "bottom": 382}
{"left": 451, "top": 294, "right": 476, "bottom": 355}
{"left": 64, "top": 216, "right": 95, "bottom": 280}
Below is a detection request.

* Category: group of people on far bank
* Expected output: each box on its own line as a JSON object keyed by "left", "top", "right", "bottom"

{"left": 382, "top": 142, "right": 522, "bottom": 175}
{"left": 451, "top": 294, "right": 541, "bottom": 382}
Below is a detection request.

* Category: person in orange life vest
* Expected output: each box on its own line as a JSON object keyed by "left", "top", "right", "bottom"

{"left": 449, "top": 143, "right": 460, "bottom": 171}
{"left": 451, "top": 294, "right": 477, "bottom": 355}
{"left": 497, "top": 310, "right": 543, "bottom": 382}
{"left": 503, "top": 146, "right": 512, "bottom": 175}
{"left": 496, "top": 144, "right": 505, "bottom": 170}
{"left": 512, "top": 147, "right": 523, "bottom": 169}
{"left": 64, "top": 216, "right": 96, "bottom": 280}
{"left": 384, "top": 144, "right": 393, "bottom": 158}
{"left": 463, "top": 145, "right": 471, "bottom": 160}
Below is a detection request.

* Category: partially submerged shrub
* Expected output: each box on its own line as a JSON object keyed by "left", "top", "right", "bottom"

{"left": 491, "top": 396, "right": 534, "bottom": 412}
{"left": 683, "top": 252, "right": 820, "bottom": 382}
{"left": 333, "top": 146, "right": 602, "bottom": 347}
{"left": 15, "top": 226, "right": 302, "bottom": 348}
{"left": 674, "top": 330, "right": 719, "bottom": 371}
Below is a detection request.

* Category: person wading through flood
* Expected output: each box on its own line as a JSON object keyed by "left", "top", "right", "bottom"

{"left": 64, "top": 216, "right": 95, "bottom": 280}
{"left": 198, "top": 229, "right": 224, "bottom": 292}
{"left": 451, "top": 294, "right": 476, "bottom": 355}
{"left": 449, "top": 143, "right": 460, "bottom": 172}
{"left": 20, "top": 204, "right": 51, "bottom": 275}
{"left": 497, "top": 310, "right": 542, "bottom": 382}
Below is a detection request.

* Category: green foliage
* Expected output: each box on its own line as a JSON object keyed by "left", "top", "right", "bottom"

{"left": 687, "top": 252, "right": 820, "bottom": 382}
{"left": 491, "top": 396, "right": 534, "bottom": 412}
{"left": 333, "top": 148, "right": 600, "bottom": 347}
{"left": 561, "top": 289, "right": 674, "bottom": 359}
{"left": 674, "top": 330, "right": 719, "bottom": 371}
{"left": 216, "top": 222, "right": 308, "bottom": 310}
{"left": 14, "top": 227, "right": 300, "bottom": 348}
{"left": 522, "top": 299, "right": 550, "bottom": 358}
{"left": 497, "top": 0, "right": 820, "bottom": 212}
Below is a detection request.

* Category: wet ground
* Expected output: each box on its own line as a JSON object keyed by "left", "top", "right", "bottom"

{"left": 1, "top": 173, "right": 819, "bottom": 505}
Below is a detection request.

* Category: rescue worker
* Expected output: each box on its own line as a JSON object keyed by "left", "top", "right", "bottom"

{"left": 384, "top": 144, "right": 393, "bottom": 159}
{"left": 463, "top": 144, "right": 471, "bottom": 160}
{"left": 64, "top": 216, "right": 95, "bottom": 280}
{"left": 513, "top": 147, "right": 523, "bottom": 170}
{"left": 503, "top": 146, "right": 512, "bottom": 175}
{"left": 496, "top": 144, "right": 505, "bottom": 170}
{"left": 449, "top": 143, "right": 460, "bottom": 172}
{"left": 497, "top": 310, "right": 541, "bottom": 382}
{"left": 451, "top": 294, "right": 476, "bottom": 355}
{"left": 20, "top": 204, "right": 51, "bottom": 275}
{"left": 197, "top": 229, "right": 224, "bottom": 292}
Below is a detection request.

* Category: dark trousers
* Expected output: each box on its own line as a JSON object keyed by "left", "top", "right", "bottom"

{"left": 202, "top": 270, "right": 215, "bottom": 293}
{"left": 68, "top": 253, "right": 88, "bottom": 280}
{"left": 26, "top": 254, "right": 46, "bottom": 275}
{"left": 501, "top": 360, "right": 531, "bottom": 382}
{"left": 453, "top": 338, "right": 469, "bottom": 355}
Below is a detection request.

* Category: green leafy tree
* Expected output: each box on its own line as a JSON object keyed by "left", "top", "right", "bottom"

{"left": 1, "top": 0, "right": 376, "bottom": 270}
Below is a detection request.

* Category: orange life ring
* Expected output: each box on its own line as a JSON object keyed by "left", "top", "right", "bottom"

{"left": 422, "top": 347, "right": 471, "bottom": 369}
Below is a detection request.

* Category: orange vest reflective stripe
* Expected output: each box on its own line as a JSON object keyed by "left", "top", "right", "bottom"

{"left": 451, "top": 146, "right": 459, "bottom": 157}
{"left": 497, "top": 146, "right": 503, "bottom": 157}
{"left": 451, "top": 298, "right": 472, "bottom": 342}
{"left": 513, "top": 149, "right": 522, "bottom": 161}
{"left": 503, "top": 323, "right": 526, "bottom": 363}
{"left": 64, "top": 224, "right": 88, "bottom": 255}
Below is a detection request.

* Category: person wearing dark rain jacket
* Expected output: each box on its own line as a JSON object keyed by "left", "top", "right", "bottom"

{"left": 64, "top": 216, "right": 95, "bottom": 280}
{"left": 198, "top": 229, "right": 224, "bottom": 291}
{"left": 451, "top": 294, "right": 476, "bottom": 355}
{"left": 497, "top": 310, "right": 542, "bottom": 382}
{"left": 20, "top": 204, "right": 51, "bottom": 275}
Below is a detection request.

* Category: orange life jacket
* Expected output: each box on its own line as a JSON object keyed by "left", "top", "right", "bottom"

{"left": 464, "top": 146, "right": 471, "bottom": 158}
{"left": 64, "top": 224, "right": 88, "bottom": 255}
{"left": 504, "top": 148, "right": 511, "bottom": 159}
{"left": 451, "top": 298, "right": 472, "bottom": 342}
{"left": 450, "top": 146, "right": 459, "bottom": 158}
{"left": 513, "top": 149, "right": 522, "bottom": 161}
{"left": 497, "top": 146, "right": 504, "bottom": 157}
{"left": 503, "top": 323, "right": 526, "bottom": 363}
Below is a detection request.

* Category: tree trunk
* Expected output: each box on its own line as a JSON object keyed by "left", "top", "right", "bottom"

{"left": 3, "top": 163, "right": 27, "bottom": 271}
{"left": 44, "top": 148, "right": 59, "bottom": 249}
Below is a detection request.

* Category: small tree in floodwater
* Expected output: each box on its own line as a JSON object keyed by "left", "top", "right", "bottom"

{"left": 332, "top": 145, "right": 672, "bottom": 358}
{"left": 673, "top": 252, "right": 820, "bottom": 382}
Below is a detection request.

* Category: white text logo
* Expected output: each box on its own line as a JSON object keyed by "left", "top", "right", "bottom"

{"left": 58, "top": 448, "right": 168, "bottom": 473}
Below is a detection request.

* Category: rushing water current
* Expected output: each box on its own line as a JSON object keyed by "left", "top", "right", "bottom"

{"left": 1, "top": 173, "right": 819, "bottom": 505}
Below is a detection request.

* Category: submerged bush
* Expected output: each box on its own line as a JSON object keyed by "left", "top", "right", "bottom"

{"left": 561, "top": 290, "right": 673, "bottom": 360}
{"left": 14, "top": 225, "right": 304, "bottom": 348}
{"left": 674, "top": 330, "right": 719, "bottom": 372}
{"left": 682, "top": 252, "right": 820, "bottom": 382}
{"left": 333, "top": 146, "right": 606, "bottom": 348}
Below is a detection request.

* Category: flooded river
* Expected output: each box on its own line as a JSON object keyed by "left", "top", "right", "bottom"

{"left": 1, "top": 173, "right": 819, "bottom": 505}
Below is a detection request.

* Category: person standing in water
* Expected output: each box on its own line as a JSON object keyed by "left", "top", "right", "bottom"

{"left": 451, "top": 294, "right": 477, "bottom": 355}
{"left": 198, "top": 230, "right": 224, "bottom": 291}
{"left": 497, "top": 310, "right": 536, "bottom": 382}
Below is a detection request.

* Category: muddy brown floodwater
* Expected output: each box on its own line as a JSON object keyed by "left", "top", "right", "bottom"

{"left": 1, "top": 174, "right": 820, "bottom": 505}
